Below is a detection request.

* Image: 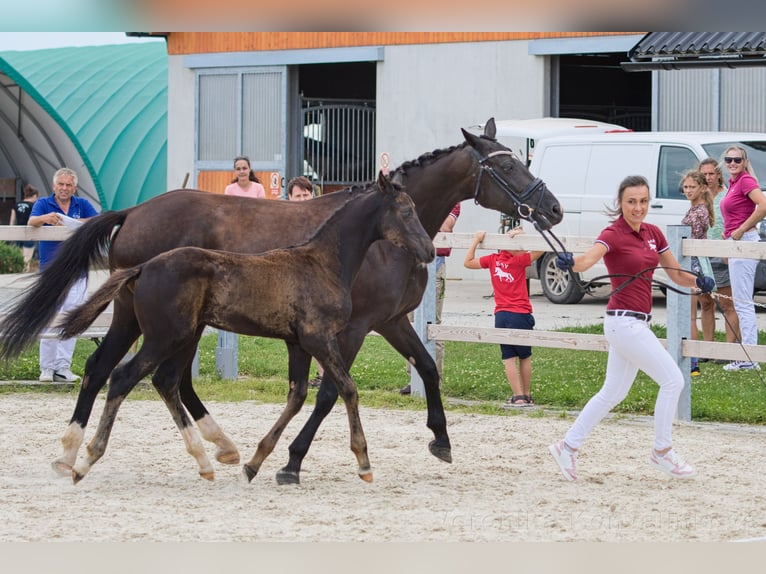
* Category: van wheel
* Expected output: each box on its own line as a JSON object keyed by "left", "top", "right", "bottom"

{"left": 540, "top": 253, "right": 585, "bottom": 304}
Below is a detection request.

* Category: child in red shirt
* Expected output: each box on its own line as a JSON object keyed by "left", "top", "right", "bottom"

{"left": 464, "top": 227, "right": 543, "bottom": 406}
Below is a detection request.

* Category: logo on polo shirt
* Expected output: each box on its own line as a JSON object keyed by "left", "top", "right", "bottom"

{"left": 647, "top": 238, "right": 657, "bottom": 251}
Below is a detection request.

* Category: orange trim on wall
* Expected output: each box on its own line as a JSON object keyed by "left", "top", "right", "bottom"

{"left": 166, "top": 32, "right": 634, "bottom": 56}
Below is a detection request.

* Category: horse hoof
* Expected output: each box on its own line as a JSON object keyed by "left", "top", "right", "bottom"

{"left": 72, "top": 469, "right": 85, "bottom": 485}
{"left": 199, "top": 470, "right": 215, "bottom": 482}
{"left": 275, "top": 468, "right": 300, "bottom": 485}
{"left": 358, "top": 470, "right": 374, "bottom": 483}
{"left": 52, "top": 459, "right": 73, "bottom": 477}
{"left": 216, "top": 450, "right": 240, "bottom": 465}
{"left": 429, "top": 440, "right": 453, "bottom": 463}
{"left": 242, "top": 464, "right": 257, "bottom": 483}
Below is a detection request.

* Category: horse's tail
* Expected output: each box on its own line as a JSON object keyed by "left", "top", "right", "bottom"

{"left": 0, "top": 210, "right": 130, "bottom": 361}
{"left": 58, "top": 267, "right": 142, "bottom": 340}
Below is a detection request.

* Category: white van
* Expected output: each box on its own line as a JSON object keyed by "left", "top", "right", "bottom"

{"left": 468, "top": 117, "right": 629, "bottom": 165}
{"left": 524, "top": 131, "right": 766, "bottom": 303}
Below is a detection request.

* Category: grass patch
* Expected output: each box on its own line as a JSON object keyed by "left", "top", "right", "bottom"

{"left": 2, "top": 325, "right": 765, "bottom": 424}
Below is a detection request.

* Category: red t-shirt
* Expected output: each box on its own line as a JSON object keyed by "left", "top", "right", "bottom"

{"left": 598, "top": 217, "right": 668, "bottom": 314}
{"left": 479, "top": 251, "right": 533, "bottom": 314}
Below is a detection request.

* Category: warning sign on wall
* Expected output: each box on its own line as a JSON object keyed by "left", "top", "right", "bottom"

{"left": 269, "top": 172, "right": 281, "bottom": 198}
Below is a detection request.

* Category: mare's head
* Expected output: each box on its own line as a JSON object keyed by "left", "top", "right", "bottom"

{"left": 376, "top": 172, "right": 435, "bottom": 265}
{"left": 462, "top": 118, "right": 563, "bottom": 231}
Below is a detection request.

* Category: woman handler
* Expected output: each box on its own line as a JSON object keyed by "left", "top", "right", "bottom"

{"left": 548, "top": 175, "right": 715, "bottom": 481}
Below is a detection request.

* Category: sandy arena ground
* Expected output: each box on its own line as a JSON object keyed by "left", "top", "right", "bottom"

{"left": 2, "top": 393, "right": 766, "bottom": 543}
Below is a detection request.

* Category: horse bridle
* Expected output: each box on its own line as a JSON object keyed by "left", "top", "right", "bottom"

{"left": 471, "top": 148, "right": 548, "bottom": 224}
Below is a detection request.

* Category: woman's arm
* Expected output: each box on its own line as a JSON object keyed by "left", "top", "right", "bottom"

{"left": 568, "top": 242, "right": 607, "bottom": 273}
{"left": 659, "top": 249, "right": 699, "bottom": 289}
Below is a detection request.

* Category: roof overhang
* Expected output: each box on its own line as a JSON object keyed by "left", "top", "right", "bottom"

{"left": 622, "top": 32, "right": 766, "bottom": 72}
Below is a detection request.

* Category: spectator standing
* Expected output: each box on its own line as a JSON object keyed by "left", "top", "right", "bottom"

{"left": 28, "top": 168, "right": 98, "bottom": 382}
{"left": 680, "top": 169, "right": 714, "bottom": 376}
{"left": 548, "top": 175, "right": 714, "bottom": 481}
{"left": 400, "top": 203, "right": 461, "bottom": 395}
{"left": 697, "top": 158, "right": 740, "bottom": 353}
{"left": 9, "top": 183, "right": 39, "bottom": 272}
{"left": 463, "top": 227, "right": 543, "bottom": 406}
{"left": 224, "top": 156, "right": 266, "bottom": 198}
{"left": 719, "top": 146, "right": 766, "bottom": 371}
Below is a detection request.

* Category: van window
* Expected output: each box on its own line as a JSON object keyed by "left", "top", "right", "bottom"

{"left": 657, "top": 146, "right": 700, "bottom": 200}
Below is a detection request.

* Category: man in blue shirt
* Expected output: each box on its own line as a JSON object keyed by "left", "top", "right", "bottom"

{"left": 28, "top": 168, "right": 99, "bottom": 382}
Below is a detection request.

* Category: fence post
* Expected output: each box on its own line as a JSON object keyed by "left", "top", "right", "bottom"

{"left": 411, "top": 260, "right": 437, "bottom": 397}
{"left": 216, "top": 331, "right": 238, "bottom": 380}
{"left": 667, "top": 225, "right": 692, "bottom": 421}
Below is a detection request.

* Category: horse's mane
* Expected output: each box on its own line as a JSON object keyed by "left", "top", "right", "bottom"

{"left": 392, "top": 142, "right": 469, "bottom": 178}
{"left": 283, "top": 179, "right": 397, "bottom": 250}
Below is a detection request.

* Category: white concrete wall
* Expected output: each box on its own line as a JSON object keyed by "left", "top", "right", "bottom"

{"left": 166, "top": 55, "right": 196, "bottom": 190}
{"left": 376, "top": 40, "right": 549, "bottom": 280}
{"left": 166, "top": 42, "right": 549, "bottom": 279}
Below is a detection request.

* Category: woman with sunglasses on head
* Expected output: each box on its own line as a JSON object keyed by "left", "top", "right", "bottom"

{"left": 719, "top": 146, "right": 766, "bottom": 371}
{"left": 548, "top": 175, "right": 714, "bottom": 482}
{"left": 224, "top": 156, "right": 266, "bottom": 198}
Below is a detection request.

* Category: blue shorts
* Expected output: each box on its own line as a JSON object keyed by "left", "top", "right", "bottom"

{"left": 495, "top": 311, "right": 535, "bottom": 360}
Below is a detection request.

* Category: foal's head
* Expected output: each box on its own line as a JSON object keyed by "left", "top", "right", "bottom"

{"left": 376, "top": 172, "right": 435, "bottom": 265}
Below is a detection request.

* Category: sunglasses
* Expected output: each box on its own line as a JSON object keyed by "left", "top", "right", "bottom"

{"left": 724, "top": 156, "right": 744, "bottom": 164}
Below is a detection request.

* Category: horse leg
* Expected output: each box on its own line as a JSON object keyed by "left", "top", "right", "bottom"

{"left": 276, "top": 327, "right": 367, "bottom": 485}
{"left": 315, "top": 341, "right": 372, "bottom": 482}
{"left": 179, "top": 364, "right": 240, "bottom": 465}
{"left": 242, "top": 345, "right": 311, "bottom": 483}
{"left": 71, "top": 351, "right": 156, "bottom": 484}
{"left": 53, "top": 311, "right": 140, "bottom": 476}
{"left": 152, "top": 345, "right": 215, "bottom": 481}
{"left": 376, "top": 317, "right": 452, "bottom": 463}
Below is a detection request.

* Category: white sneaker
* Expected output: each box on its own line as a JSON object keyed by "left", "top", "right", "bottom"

{"left": 549, "top": 440, "right": 578, "bottom": 481}
{"left": 53, "top": 368, "right": 80, "bottom": 382}
{"left": 649, "top": 448, "right": 697, "bottom": 478}
{"left": 723, "top": 361, "right": 760, "bottom": 371}
{"left": 39, "top": 368, "right": 54, "bottom": 382}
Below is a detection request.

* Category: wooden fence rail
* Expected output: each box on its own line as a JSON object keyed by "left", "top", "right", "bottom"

{"left": 3, "top": 224, "right": 766, "bottom": 422}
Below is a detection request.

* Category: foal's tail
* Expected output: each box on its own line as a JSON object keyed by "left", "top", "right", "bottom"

{"left": 0, "top": 210, "right": 129, "bottom": 361}
{"left": 58, "top": 267, "right": 142, "bottom": 340}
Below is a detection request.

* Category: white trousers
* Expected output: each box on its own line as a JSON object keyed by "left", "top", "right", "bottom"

{"left": 564, "top": 315, "right": 684, "bottom": 452}
{"left": 39, "top": 276, "right": 88, "bottom": 372}
{"left": 728, "top": 229, "right": 760, "bottom": 346}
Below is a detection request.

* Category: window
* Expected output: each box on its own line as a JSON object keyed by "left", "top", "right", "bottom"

{"left": 197, "top": 68, "right": 285, "bottom": 166}
{"left": 657, "top": 146, "right": 700, "bottom": 200}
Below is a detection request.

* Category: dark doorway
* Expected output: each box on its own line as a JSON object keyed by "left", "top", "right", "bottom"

{"left": 298, "top": 62, "right": 375, "bottom": 100}
{"left": 297, "top": 62, "right": 377, "bottom": 191}
{"left": 558, "top": 53, "right": 651, "bottom": 131}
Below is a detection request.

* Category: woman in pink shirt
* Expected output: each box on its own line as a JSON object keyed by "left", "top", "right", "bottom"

{"left": 719, "top": 146, "right": 766, "bottom": 371}
{"left": 224, "top": 156, "right": 266, "bottom": 198}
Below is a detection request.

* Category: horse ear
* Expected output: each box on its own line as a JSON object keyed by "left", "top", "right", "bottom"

{"left": 462, "top": 127, "right": 484, "bottom": 150}
{"left": 377, "top": 170, "right": 394, "bottom": 196}
{"left": 483, "top": 118, "right": 496, "bottom": 139}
